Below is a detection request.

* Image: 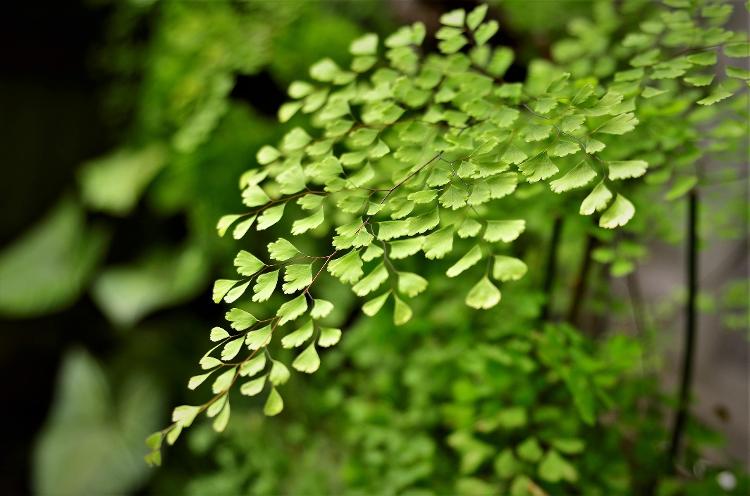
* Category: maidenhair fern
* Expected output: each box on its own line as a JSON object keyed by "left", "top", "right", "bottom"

{"left": 146, "top": 0, "right": 749, "bottom": 464}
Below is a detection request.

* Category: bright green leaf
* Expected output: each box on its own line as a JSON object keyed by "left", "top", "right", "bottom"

{"left": 220, "top": 338, "right": 243, "bottom": 361}
{"left": 252, "top": 270, "right": 279, "bottom": 302}
{"left": 282, "top": 264, "right": 312, "bottom": 294}
{"left": 327, "top": 250, "right": 364, "bottom": 283}
{"left": 281, "top": 319, "right": 314, "bottom": 348}
{"left": 209, "top": 326, "right": 229, "bottom": 342}
{"left": 599, "top": 194, "right": 635, "bottom": 229}
{"left": 211, "top": 367, "right": 235, "bottom": 394}
{"left": 268, "top": 238, "right": 299, "bottom": 261}
{"left": 393, "top": 295, "right": 413, "bottom": 325}
{"left": 397, "top": 272, "right": 428, "bottom": 297}
{"left": 217, "top": 215, "right": 242, "bottom": 237}
{"left": 350, "top": 33, "right": 378, "bottom": 55}
{"left": 579, "top": 181, "right": 613, "bottom": 215}
{"left": 263, "top": 388, "right": 284, "bottom": 416}
{"left": 606, "top": 160, "right": 645, "bottom": 181}
{"left": 245, "top": 325, "right": 272, "bottom": 351}
{"left": 446, "top": 245, "right": 483, "bottom": 277}
{"left": 550, "top": 161, "right": 597, "bottom": 193}
{"left": 440, "top": 9, "right": 465, "bottom": 27}
{"left": 268, "top": 360, "right": 290, "bottom": 386}
{"left": 277, "top": 294, "right": 308, "bottom": 325}
{"left": 172, "top": 405, "right": 200, "bottom": 428}
{"left": 240, "top": 376, "right": 266, "bottom": 397}
{"left": 311, "top": 299, "right": 334, "bottom": 319}
{"left": 318, "top": 327, "right": 342, "bottom": 347}
{"left": 484, "top": 220, "right": 525, "bottom": 243}
{"left": 234, "top": 250, "right": 264, "bottom": 276}
{"left": 257, "top": 146, "right": 281, "bottom": 165}
{"left": 352, "top": 263, "right": 388, "bottom": 296}
{"left": 225, "top": 307, "right": 257, "bottom": 330}
{"left": 232, "top": 216, "right": 257, "bottom": 239}
{"left": 292, "top": 343, "right": 320, "bottom": 373}
{"left": 256, "top": 204, "right": 285, "bottom": 231}
{"left": 492, "top": 256, "right": 528, "bottom": 282}
{"left": 239, "top": 354, "right": 266, "bottom": 377}
{"left": 291, "top": 209, "right": 325, "bottom": 235}
{"left": 423, "top": 227, "right": 454, "bottom": 259}
{"left": 363, "top": 292, "right": 390, "bottom": 316}
{"left": 212, "top": 279, "right": 237, "bottom": 304}
{"left": 466, "top": 277, "right": 501, "bottom": 309}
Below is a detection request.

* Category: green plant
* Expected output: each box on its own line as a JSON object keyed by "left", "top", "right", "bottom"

{"left": 132, "top": 0, "right": 746, "bottom": 492}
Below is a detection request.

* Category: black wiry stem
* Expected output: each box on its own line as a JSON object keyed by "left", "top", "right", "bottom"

{"left": 626, "top": 270, "right": 647, "bottom": 338}
{"left": 567, "top": 234, "right": 597, "bottom": 327}
{"left": 540, "top": 216, "right": 563, "bottom": 322}
{"left": 667, "top": 189, "right": 699, "bottom": 470}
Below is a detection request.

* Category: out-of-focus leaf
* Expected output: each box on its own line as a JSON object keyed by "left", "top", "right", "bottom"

{"left": 33, "top": 349, "right": 163, "bottom": 496}
{"left": 78, "top": 143, "right": 167, "bottom": 216}
{"left": 91, "top": 243, "right": 208, "bottom": 327}
{"left": 0, "top": 199, "right": 108, "bottom": 318}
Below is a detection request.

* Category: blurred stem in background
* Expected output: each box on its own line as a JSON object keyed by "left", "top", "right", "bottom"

{"left": 668, "top": 189, "right": 700, "bottom": 471}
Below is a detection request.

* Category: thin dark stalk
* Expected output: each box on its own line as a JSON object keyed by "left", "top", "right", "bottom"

{"left": 540, "top": 216, "right": 563, "bottom": 322}
{"left": 567, "top": 234, "right": 597, "bottom": 327}
{"left": 626, "top": 270, "right": 647, "bottom": 338}
{"left": 667, "top": 189, "right": 699, "bottom": 470}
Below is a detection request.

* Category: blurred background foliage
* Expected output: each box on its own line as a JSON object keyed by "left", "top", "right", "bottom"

{"left": 0, "top": 1, "right": 747, "bottom": 495}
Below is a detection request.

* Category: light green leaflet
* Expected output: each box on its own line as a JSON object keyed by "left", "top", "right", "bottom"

{"left": 145, "top": 0, "right": 749, "bottom": 464}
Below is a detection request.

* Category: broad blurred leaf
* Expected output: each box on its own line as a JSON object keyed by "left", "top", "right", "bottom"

{"left": 91, "top": 243, "right": 208, "bottom": 327}
{"left": 0, "top": 199, "right": 107, "bottom": 317}
{"left": 79, "top": 143, "right": 167, "bottom": 216}
{"left": 33, "top": 349, "right": 163, "bottom": 495}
